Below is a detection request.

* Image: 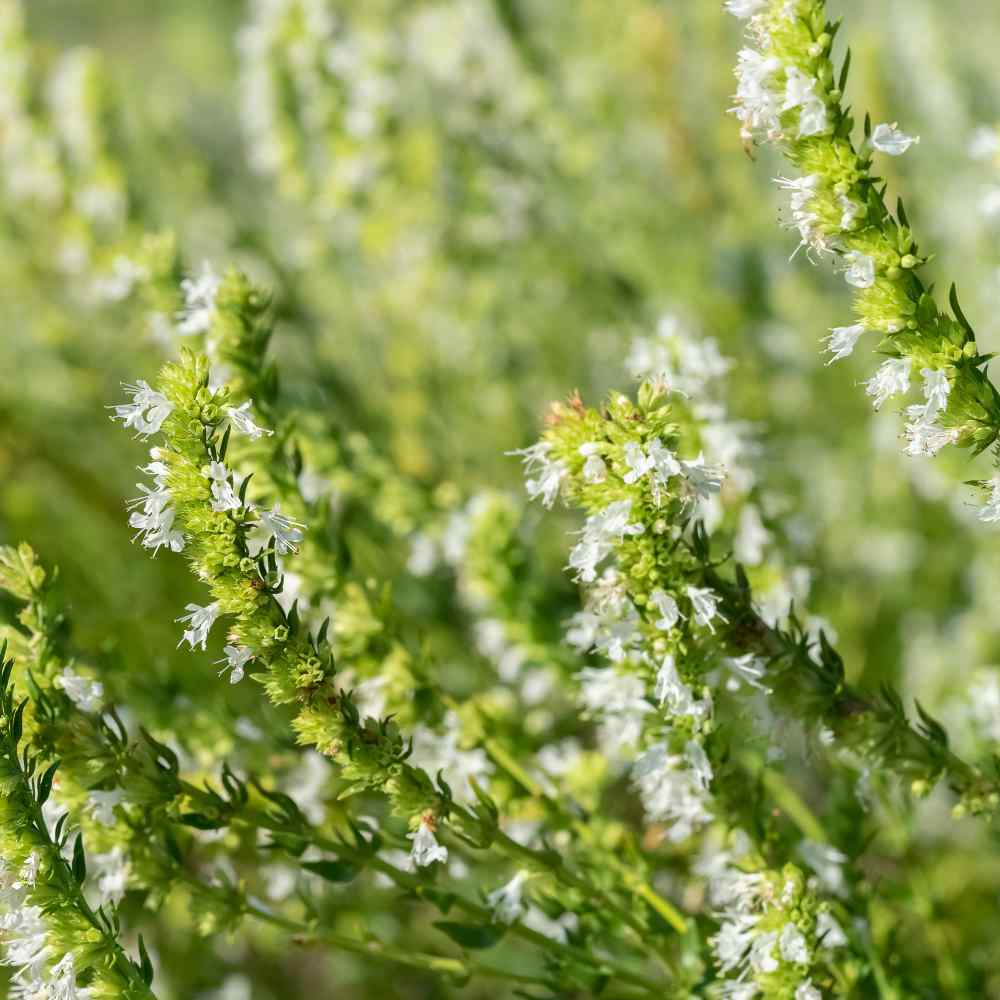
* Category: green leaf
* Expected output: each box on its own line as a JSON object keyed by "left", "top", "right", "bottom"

{"left": 37, "top": 761, "right": 59, "bottom": 806}
{"left": 301, "top": 859, "right": 360, "bottom": 884}
{"left": 137, "top": 934, "right": 154, "bottom": 986}
{"left": 71, "top": 833, "right": 87, "bottom": 885}
{"left": 434, "top": 921, "right": 506, "bottom": 950}
{"left": 180, "top": 812, "right": 226, "bottom": 830}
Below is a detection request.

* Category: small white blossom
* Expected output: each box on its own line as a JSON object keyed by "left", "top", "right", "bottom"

{"left": 682, "top": 453, "right": 725, "bottom": 500}
{"left": 579, "top": 442, "right": 607, "bottom": 483}
{"left": 256, "top": 503, "right": 305, "bottom": 554}
{"left": 206, "top": 462, "right": 243, "bottom": 512}
{"left": 87, "top": 789, "right": 124, "bottom": 827}
{"left": 622, "top": 441, "right": 655, "bottom": 484}
{"left": 91, "top": 847, "right": 130, "bottom": 907}
{"left": 567, "top": 500, "right": 644, "bottom": 583}
{"left": 871, "top": 122, "right": 920, "bottom": 156}
{"left": 732, "top": 47, "right": 783, "bottom": 142}
{"left": 822, "top": 324, "right": 865, "bottom": 364}
{"left": 654, "top": 655, "right": 697, "bottom": 717}
{"left": 509, "top": 442, "right": 567, "bottom": 508}
{"left": 816, "top": 910, "right": 848, "bottom": 948}
{"left": 775, "top": 174, "right": 831, "bottom": 257}
{"left": 127, "top": 456, "right": 186, "bottom": 554}
{"left": 864, "top": 357, "right": 911, "bottom": 410}
{"left": 902, "top": 407, "right": 958, "bottom": 457}
{"left": 632, "top": 743, "right": 713, "bottom": 841}
{"left": 725, "top": 0, "right": 766, "bottom": 16}
{"left": 783, "top": 66, "right": 827, "bottom": 137}
{"left": 177, "top": 602, "right": 221, "bottom": 651}
{"left": 409, "top": 818, "right": 448, "bottom": 868}
{"left": 225, "top": 400, "right": 274, "bottom": 441}
{"left": 712, "top": 915, "right": 757, "bottom": 973}
{"left": 919, "top": 367, "right": 951, "bottom": 417}
{"left": 110, "top": 381, "right": 174, "bottom": 438}
{"left": 726, "top": 653, "right": 771, "bottom": 693}
{"left": 56, "top": 667, "right": 104, "bottom": 712}
{"left": 779, "top": 922, "right": 810, "bottom": 964}
{"left": 842, "top": 251, "right": 875, "bottom": 288}
{"left": 734, "top": 505, "right": 770, "bottom": 566}
{"left": 218, "top": 644, "right": 254, "bottom": 683}
{"left": 750, "top": 931, "right": 779, "bottom": 973}
{"left": 839, "top": 194, "right": 862, "bottom": 231}
{"left": 686, "top": 586, "right": 727, "bottom": 633}
{"left": 649, "top": 589, "right": 682, "bottom": 630}
{"left": 177, "top": 261, "right": 220, "bottom": 335}
{"left": 648, "top": 438, "right": 682, "bottom": 482}
{"left": 979, "top": 475, "right": 1000, "bottom": 523}
{"left": 486, "top": 870, "right": 529, "bottom": 924}
{"left": 796, "top": 982, "right": 822, "bottom": 1000}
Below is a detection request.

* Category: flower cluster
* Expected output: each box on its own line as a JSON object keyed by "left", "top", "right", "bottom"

{"left": 728, "top": 0, "right": 1000, "bottom": 515}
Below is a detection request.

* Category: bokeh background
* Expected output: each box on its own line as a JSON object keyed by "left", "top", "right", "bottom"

{"left": 4, "top": 0, "right": 1000, "bottom": 995}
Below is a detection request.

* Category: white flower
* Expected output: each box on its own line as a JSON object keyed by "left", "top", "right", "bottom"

{"left": 16, "top": 852, "right": 40, "bottom": 889}
{"left": 177, "top": 261, "right": 220, "bottom": 335}
{"left": 685, "top": 740, "right": 713, "bottom": 790}
{"left": 255, "top": 503, "right": 305, "bottom": 554}
{"left": 654, "top": 655, "right": 697, "bottom": 717}
{"left": 902, "top": 407, "right": 958, "bottom": 457}
{"left": 648, "top": 438, "right": 682, "bottom": 482}
{"left": 93, "top": 254, "right": 148, "bottom": 302}
{"left": 567, "top": 500, "right": 644, "bottom": 583}
{"left": 409, "top": 818, "right": 448, "bottom": 867}
{"left": 979, "top": 475, "right": 1000, "bottom": 523}
{"left": 87, "top": 789, "right": 124, "bottom": 827}
{"left": 225, "top": 400, "right": 274, "bottom": 441}
{"left": 779, "top": 921, "right": 810, "bottom": 964}
{"left": 218, "top": 644, "right": 254, "bottom": 683}
{"left": 842, "top": 251, "right": 875, "bottom": 288}
{"left": 725, "top": 0, "right": 766, "bottom": 16}
{"left": 839, "top": 194, "right": 862, "bottom": 231}
{"left": 92, "top": 846, "right": 130, "bottom": 906}
{"left": 486, "top": 870, "right": 529, "bottom": 924}
{"left": 632, "top": 743, "right": 713, "bottom": 840}
{"left": 871, "top": 122, "right": 920, "bottom": 156}
{"left": 110, "top": 380, "right": 174, "bottom": 437}
{"left": 822, "top": 324, "right": 865, "bottom": 364}
{"left": 206, "top": 462, "right": 243, "bottom": 512}
{"left": 509, "top": 442, "right": 567, "bottom": 508}
{"left": 726, "top": 653, "right": 771, "bottom": 693}
{"left": 864, "top": 358, "right": 911, "bottom": 410}
{"left": 56, "top": 667, "right": 104, "bottom": 712}
{"left": 580, "top": 667, "right": 650, "bottom": 718}
{"left": 712, "top": 915, "right": 757, "bottom": 973}
{"left": 919, "top": 367, "right": 951, "bottom": 417}
{"left": 177, "top": 602, "right": 221, "bottom": 651}
{"left": 622, "top": 441, "right": 655, "bottom": 484}
{"left": 775, "top": 174, "right": 830, "bottom": 257}
{"left": 783, "top": 67, "right": 827, "bottom": 137}
{"left": 649, "top": 589, "right": 682, "bottom": 630}
{"left": 750, "top": 931, "right": 779, "bottom": 973}
{"left": 407, "top": 533, "right": 438, "bottom": 576}
{"left": 816, "top": 910, "right": 848, "bottom": 948}
{"left": 732, "top": 48, "right": 783, "bottom": 142}
{"left": 686, "top": 586, "right": 726, "bottom": 633}
{"left": 127, "top": 456, "right": 186, "bottom": 554}
{"left": 796, "top": 982, "right": 823, "bottom": 1000}
{"left": 579, "top": 442, "right": 607, "bottom": 483}
{"left": 734, "top": 505, "right": 770, "bottom": 566}
{"left": 682, "top": 453, "right": 725, "bottom": 500}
